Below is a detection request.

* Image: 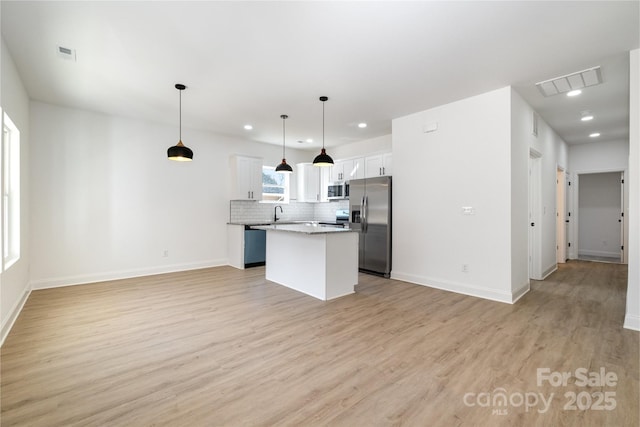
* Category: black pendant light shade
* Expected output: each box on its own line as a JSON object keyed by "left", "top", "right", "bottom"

{"left": 167, "top": 83, "right": 193, "bottom": 161}
{"left": 275, "top": 114, "right": 293, "bottom": 173}
{"left": 167, "top": 141, "right": 193, "bottom": 161}
{"left": 313, "top": 96, "right": 334, "bottom": 167}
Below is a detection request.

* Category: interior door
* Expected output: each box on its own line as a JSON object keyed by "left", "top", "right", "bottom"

{"left": 556, "top": 168, "right": 566, "bottom": 263}
{"left": 620, "top": 171, "right": 625, "bottom": 261}
{"left": 565, "top": 172, "right": 571, "bottom": 259}
{"left": 529, "top": 153, "right": 541, "bottom": 279}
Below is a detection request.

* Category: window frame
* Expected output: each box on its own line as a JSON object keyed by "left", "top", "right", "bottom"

{"left": 261, "top": 165, "right": 290, "bottom": 204}
{"left": 2, "top": 111, "right": 21, "bottom": 270}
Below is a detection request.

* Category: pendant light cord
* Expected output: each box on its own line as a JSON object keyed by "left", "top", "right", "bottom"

{"left": 282, "top": 117, "right": 286, "bottom": 158}
{"left": 179, "top": 89, "right": 182, "bottom": 141}
{"left": 322, "top": 100, "right": 325, "bottom": 149}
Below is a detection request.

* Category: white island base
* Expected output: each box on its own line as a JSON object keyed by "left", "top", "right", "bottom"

{"left": 263, "top": 227, "right": 358, "bottom": 301}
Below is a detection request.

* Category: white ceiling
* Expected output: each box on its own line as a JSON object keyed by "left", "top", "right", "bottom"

{"left": 1, "top": 1, "right": 638, "bottom": 150}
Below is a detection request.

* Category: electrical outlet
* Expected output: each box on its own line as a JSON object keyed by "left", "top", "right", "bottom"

{"left": 162, "top": 250, "right": 169, "bottom": 258}
{"left": 462, "top": 264, "right": 469, "bottom": 273}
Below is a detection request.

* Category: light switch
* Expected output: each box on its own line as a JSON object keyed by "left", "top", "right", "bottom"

{"left": 462, "top": 207, "right": 475, "bottom": 215}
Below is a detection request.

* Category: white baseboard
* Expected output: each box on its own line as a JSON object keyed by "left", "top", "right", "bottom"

{"left": 1, "top": 283, "right": 31, "bottom": 347}
{"left": 541, "top": 264, "right": 558, "bottom": 280}
{"left": 30, "top": 259, "right": 228, "bottom": 290}
{"left": 624, "top": 314, "right": 640, "bottom": 331}
{"left": 512, "top": 282, "right": 530, "bottom": 303}
{"left": 578, "top": 249, "right": 621, "bottom": 258}
{"left": 391, "top": 271, "right": 523, "bottom": 304}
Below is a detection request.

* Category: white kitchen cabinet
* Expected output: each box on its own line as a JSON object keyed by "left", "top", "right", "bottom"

{"left": 230, "top": 155, "right": 263, "bottom": 200}
{"left": 365, "top": 153, "right": 392, "bottom": 178}
{"left": 331, "top": 157, "right": 364, "bottom": 181}
{"left": 296, "top": 163, "right": 330, "bottom": 202}
{"left": 330, "top": 161, "right": 342, "bottom": 182}
{"left": 382, "top": 152, "right": 392, "bottom": 176}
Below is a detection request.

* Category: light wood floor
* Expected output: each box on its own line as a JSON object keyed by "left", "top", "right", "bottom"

{"left": 1, "top": 261, "right": 638, "bottom": 426}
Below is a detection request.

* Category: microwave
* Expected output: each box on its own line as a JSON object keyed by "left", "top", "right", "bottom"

{"left": 327, "top": 181, "right": 349, "bottom": 200}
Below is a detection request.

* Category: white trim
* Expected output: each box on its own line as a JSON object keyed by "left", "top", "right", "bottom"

{"left": 578, "top": 249, "right": 621, "bottom": 258}
{"left": 511, "top": 282, "right": 530, "bottom": 303}
{"left": 541, "top": 264, "right": 558, "bottom": 280}
{"left": 574, "top": 167, "right": 628, "bottom": 175}
{"left": 1, "top": 282, "right": 31, "bottom": 347}
{"left": 30, "top": 259, "right": 228, "bottom": 290}
{"left": 623, "top": 314, "right": 640, "bottom": 331}
{"left": 391, "top": 271, "right": 524, "bottom": 304}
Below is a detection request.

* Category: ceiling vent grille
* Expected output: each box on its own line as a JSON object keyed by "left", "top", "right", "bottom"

{"left": 535, "top": 66, "right": 602, "bottom": 97}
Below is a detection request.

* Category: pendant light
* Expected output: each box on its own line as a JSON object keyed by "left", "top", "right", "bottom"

{"left": 313, "top": 96, "right": 334, "bottom": 167}
{"left": 167, "top": 83, "right": 193, "bottom": 161}
{"left": 275, "top": 114, "right": 293, "bottom": 173}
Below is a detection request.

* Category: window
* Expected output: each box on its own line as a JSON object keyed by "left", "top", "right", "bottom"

{"left": 2, "top": 112, "right": 20, "bottom": 269}
{"left": 262, "top": 166, "right": 289, "bottom": 203}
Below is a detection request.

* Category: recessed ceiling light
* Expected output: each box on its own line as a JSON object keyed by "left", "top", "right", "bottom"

{"left": 581, "top": 115, "right": 594, "bottom": 121}
{"left": 589, "top": 132, "right": 600, "bottom": 138}
{"left": 567, "top": 90, "right": 582, "bottom": 97}
{"left": 358, "top": 123, "right": 367, "bottom": 128}
{"left": 306, "top": 139, "right": 313, "bottom": 143}
{"left": 243, "top": 124, "right": 253, "bottom": 130}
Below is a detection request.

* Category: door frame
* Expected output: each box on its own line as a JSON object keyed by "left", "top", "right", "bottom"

{"left": 529, "top": 149, "right": 542, "bottom": 279}
{"left": 572, "top": 168, "right": 628, "bottom": 264}
{"left": 556, "top": 166, "right": 567, "bottom": 263}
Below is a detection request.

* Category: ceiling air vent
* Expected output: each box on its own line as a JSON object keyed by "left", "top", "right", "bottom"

{"left": 56, "top": 45, "right": 76, "bottom": 61}
{"left": 535, "top": 66, "right": 602, "bottom": 97}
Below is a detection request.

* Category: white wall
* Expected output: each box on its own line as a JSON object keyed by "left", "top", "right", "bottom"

{"left": 392, "top": 87, "right": 518, "bottom": 303}
{"left": 29, "top": 101, "right": 309, "bottom": 288}
{"left": 625, "top": 48, "right": 639, "bottom": 331}
{"left": 569, "top": 140, "right": 629, "bottom": 172}
{"left": 330, "top": 134, "right": 391, "bottom": 160}
{"left": 512, "top": 90, "right": 569, "bottom": 279}
{"left": 578, "top": 172, "right": 623, "bottom": 258}
{"left": 0, "top": 38, "right": 31, "bottom": 344}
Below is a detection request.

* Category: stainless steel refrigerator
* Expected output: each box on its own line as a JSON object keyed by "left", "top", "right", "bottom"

{"left": 349, "top": 176, "right": 391, "bottom": 277}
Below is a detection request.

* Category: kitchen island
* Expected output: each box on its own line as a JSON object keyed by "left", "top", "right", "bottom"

{"left": 251, "top": 223, "right": 358, "bottom": 300}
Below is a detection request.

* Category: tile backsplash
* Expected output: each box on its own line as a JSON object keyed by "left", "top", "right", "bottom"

{"left": 230, "top": 200, "right": 349, "bottom": 223}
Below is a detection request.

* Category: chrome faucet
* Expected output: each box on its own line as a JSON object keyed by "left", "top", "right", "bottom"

{"left": 274, "top": 205, "right": 283, "bottom": 222}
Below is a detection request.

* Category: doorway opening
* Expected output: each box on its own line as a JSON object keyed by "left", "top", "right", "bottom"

{"left": 576, "top": 171, "right": 624, "bottom": 264}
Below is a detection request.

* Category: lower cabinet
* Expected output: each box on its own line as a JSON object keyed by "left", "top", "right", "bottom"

{"left": 228, "top": 224, "right": 266, "bottom": 269}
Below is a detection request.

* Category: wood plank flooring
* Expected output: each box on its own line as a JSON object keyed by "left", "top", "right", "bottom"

{"left": 1, "top": 261, "right": 638, "bottom": 426}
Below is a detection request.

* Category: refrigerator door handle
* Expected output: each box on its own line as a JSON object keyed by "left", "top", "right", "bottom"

{"left": 363, "top": 195, "right": 368, "bottom": 233}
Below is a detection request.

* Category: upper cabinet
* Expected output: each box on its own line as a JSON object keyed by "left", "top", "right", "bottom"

{"left": 364, "top": 153, "right": 392, "bottom": 178}
{"left": 297, "top": 163, "right": 330, "bottom": 202}
{"left": 332, "top": 157, "right": 364, "bottom": 182}
{"left": 230, "top": 155, "right": 263, "bottom": 200}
